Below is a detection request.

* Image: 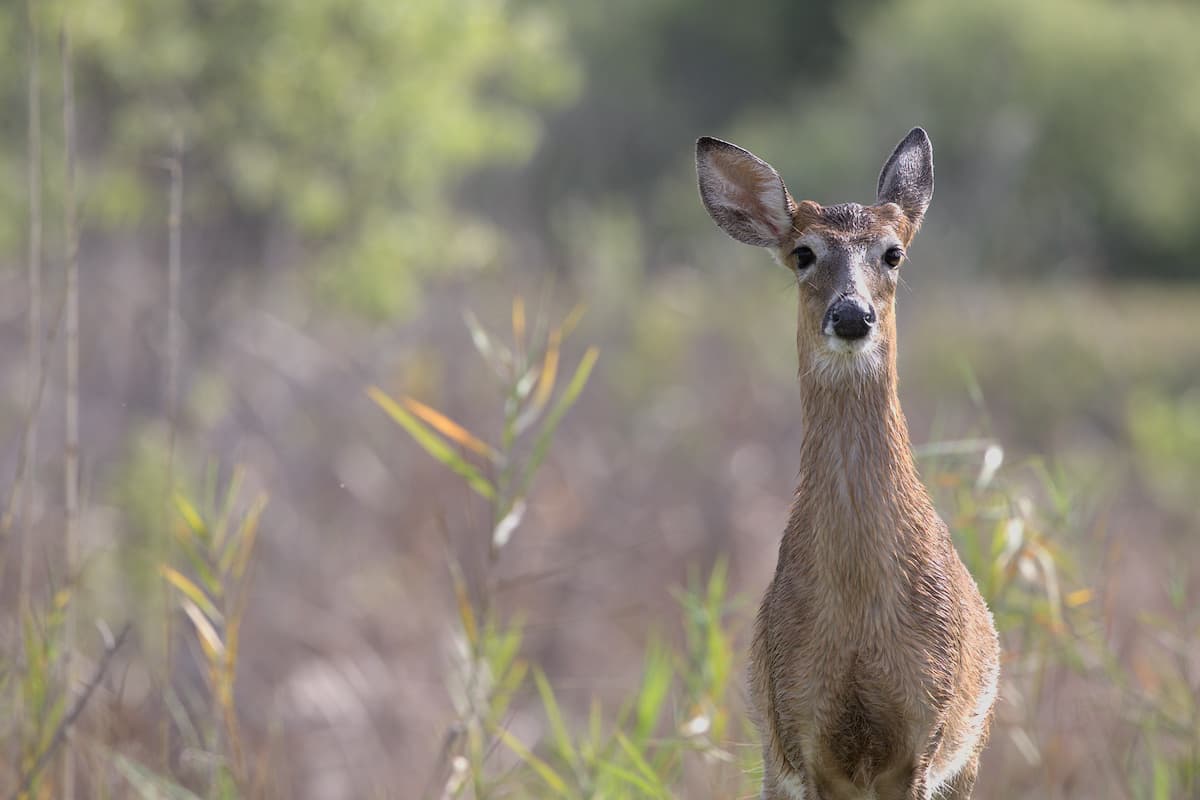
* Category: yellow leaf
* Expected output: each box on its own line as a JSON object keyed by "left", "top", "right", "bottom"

{"left": 368, "top": 386, "right": 496, "bottom": 499}
{"left": 401, "top": 396, "right": 496, "bottom": 459}
{"left": 173, "top": 493, "right": 208, "bottom": 541}
{"left": 559, "top": 303, "right": 586, "bottom": 339}
{"left": 1065, "top": 588, "right": 1093, "bottom": 607}
{"left": 530, "top": 329, "right": 561, "bottom": 414}
{"left": 450, "top": 559, "right": 478, "bottom": 647}
{"left": 512, "top": 296, "right": 526, "bottom": 351}
{"left": 160, "top": 565, "right": 223, "bottom": 623}
{"left": 181, "top": 599, "right": 225, "bottom": 662}
{"left": 53, "top": 588, "right": 71, "bottom": 611}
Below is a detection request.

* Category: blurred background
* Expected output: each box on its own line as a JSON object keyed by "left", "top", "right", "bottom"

{"left": 1, "top": 0, "right": 1199, "bottom": 797}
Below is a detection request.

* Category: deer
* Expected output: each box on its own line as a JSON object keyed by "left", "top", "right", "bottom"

{"left": 696, "top": 128, "right": 999, "bottom": 800}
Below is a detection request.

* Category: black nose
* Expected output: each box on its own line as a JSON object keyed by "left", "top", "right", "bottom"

{"left": 826, "top": 298, "right": 876, "bottom": 340}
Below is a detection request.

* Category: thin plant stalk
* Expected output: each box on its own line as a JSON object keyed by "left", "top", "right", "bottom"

{"left": 17, "top": 0, "right": 42, "bottom": 703}
{"left": 60, "top": 24, "right": 79, "bottom": 800}
{"left": 161, "top": 132, "right": 184, "bottom": 771}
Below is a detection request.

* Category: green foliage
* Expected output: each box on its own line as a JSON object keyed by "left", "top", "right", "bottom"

{"left": 528, "top": 0, "right": 881, "bottom": 217}
{"left": 489, "top": 565, "right": 743, "bottom": 800}
{"left": 727, "top": 0, "right": 1200, "bottom": 278}
{"left": 0, "top": 0, "right": 579, "bottom": 316}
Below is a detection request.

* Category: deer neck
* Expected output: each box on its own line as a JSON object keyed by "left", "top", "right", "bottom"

{"left": 789, "top": 337, "right": 935, "bottom": 576}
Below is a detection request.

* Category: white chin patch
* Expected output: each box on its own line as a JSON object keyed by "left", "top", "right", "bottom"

{"left": 823, "top": 335, "right": 872, "bottom": 355}
{"left": 810, "top": 335, "right": 884, "bottom": 383}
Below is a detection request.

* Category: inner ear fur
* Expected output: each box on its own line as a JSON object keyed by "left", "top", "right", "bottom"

{"left": 697, "top": 137, "right": 795, "bottom": 247}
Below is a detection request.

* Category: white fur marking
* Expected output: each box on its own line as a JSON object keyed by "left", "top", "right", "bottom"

{"left": 926, "top": 649, "right": 999, "bottom": 797}
{"left": 777, "top": 772, "right": 806, "bottom": 799}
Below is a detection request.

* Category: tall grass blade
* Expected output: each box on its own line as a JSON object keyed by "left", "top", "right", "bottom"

{"left": 512, "top": 295, "right": 527, "bottom": 365}
{"left": 401, "top": 395, "right": 497, "bottom": 460}
{"left": 180, "top": 599, "right": 225, "bottom": 661}
{"left": 533, "top": 668, "right": 578, "bottom": 769}
{"left": 614, "top": 731, "right": 668, "bottom": 795}
{"left": 211, "top": 465, "right": 246, "bottom": 554}
{"left": 495, "top": 727, "right": 569, "bottom": 794}
{"left": 159, "top": 566, "right": 223, "bottom": 624}
{"left": 173, "top": 493, "right": 209, "bottom": 543}
{"left": 367, "top": 386, "right": 495, "bottom": 499}
{"left": 221, "top": 493, "right": 267, "bottom": 580}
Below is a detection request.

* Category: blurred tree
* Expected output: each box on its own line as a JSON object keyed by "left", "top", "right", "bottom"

{"left": 0, "top": 0, "right": 579, "bottom": 317}
{"left": 478, "top": 0, "right": 881, "bottom": 266}
{"left": 724, "top": 0, "right": 1200, "bottom": 278}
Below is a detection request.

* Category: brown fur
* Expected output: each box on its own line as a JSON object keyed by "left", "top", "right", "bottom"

{"left": 697, "top": 131, "right": 999, "bottom": 800}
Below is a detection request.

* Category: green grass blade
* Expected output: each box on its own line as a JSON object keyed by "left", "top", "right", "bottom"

{"left": 634, "top": 640, "right": 673, "bottom": 741}
{"left": 534, "top": 668, "right": 579, "bottom": 770}
{"left": 495, "top": 727, "right": 570, "bottom": 795}
{"left": 220, "top": 492, "right": 267, "bottom": 580}
{"left": 211, "top": 465, "right": 246, "bottom": 555}
{"left": 596, "top": 760, "right": 660, "bottom": 796}
{"left": 173, "top": 492, "right": 209, "bottom": 544}
{"left": 614, "top": 731, "right": 668, "bottom": 795}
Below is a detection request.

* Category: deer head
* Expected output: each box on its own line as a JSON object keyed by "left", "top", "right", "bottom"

{"left": 697, "top": 128, "right": 934, "bottom": 383}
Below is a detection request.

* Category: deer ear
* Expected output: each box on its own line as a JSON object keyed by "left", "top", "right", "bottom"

{"left": 697, "top": 137, "right": 794, "bottom": 247}
{"left": 876, "top": 127, "right": 934, "bottom": 228}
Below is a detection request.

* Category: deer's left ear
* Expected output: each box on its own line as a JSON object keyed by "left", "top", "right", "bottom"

{"left": 877, "top": 127, "right": 934, "bottom": 229}
{"left": 697, "top": 137, "right": 795, "bottom": 248}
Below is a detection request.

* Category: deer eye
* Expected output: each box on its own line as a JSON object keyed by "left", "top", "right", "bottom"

{"left": 883, "top": 246, "right": 904, "bottom": 268}
{"left": 792, "top": 245, "right": 816, "bottom": 269}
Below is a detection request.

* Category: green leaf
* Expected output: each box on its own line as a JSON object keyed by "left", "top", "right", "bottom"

{"left": 596, "top": 760, "right": 660, "bottom": 796}
{"left": 1152, "top": 754, "right": 1171, "bottom": 800}
{"left": 211, "top": 465, "right": 246, "bottom": 555}
{"left": 634, "top": 640, "right": 673, "bottom": 741}
{"left": 614, "top": 731, "right": 667, "bottom": 794}
{"left": 495, "top": 727, "right": 569, "bottom": 795}
{"left": 534, "top": 668, "right": 578, "bottom": 770}
{"left": 367, "top": 385, "right": 495, "bottom": 499}
{"left": 173, "top": 492, "right": 209, "bottom": 544}
{"left": 174, "top": 527, "right": 222, "bottom": 598}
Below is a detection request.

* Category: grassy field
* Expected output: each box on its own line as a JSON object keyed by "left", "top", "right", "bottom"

{"left": 2, "top": 276, "right": 1198, "bottom": 799}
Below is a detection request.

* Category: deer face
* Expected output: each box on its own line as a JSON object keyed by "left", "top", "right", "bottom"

{"left": 697, "top": 129, "right": 934, "bottom": 379}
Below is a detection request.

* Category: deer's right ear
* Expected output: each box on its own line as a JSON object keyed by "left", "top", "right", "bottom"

{"left": 697, "top": 137, "right": 794, "bottom": 248}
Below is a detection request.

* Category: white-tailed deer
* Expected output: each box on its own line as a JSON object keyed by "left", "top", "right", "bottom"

{"left": 696, "top": 129, "right": 999, "bottom": 800}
